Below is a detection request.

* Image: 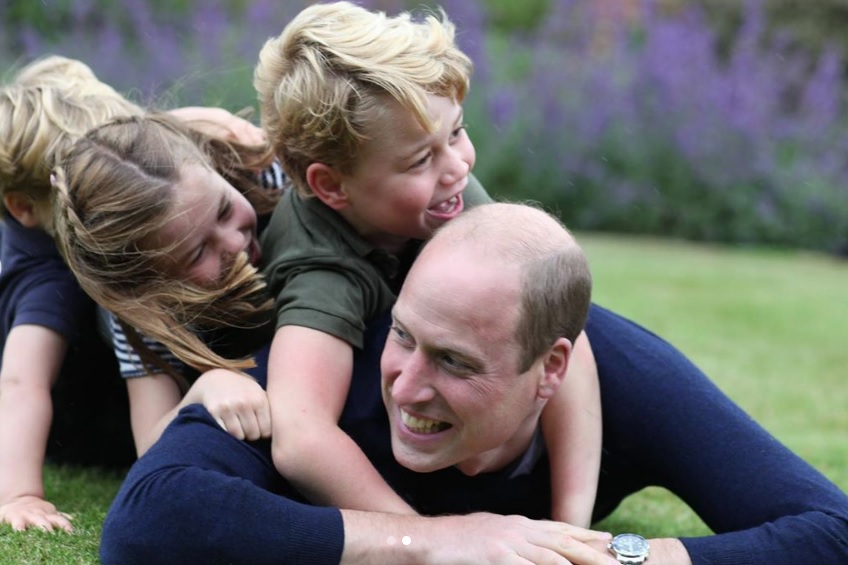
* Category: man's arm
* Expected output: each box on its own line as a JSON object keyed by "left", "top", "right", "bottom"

{"left": 0, "top": 325, "right": 72, "bottom": 532}
{"left": 101, "top": 401, "right": 620, "bottom": 565}
{"left": 587, "top": 304, "right": 848, "bottom": 565}
{"left": 341, "top": 510, "right": 620, "bottom": 565}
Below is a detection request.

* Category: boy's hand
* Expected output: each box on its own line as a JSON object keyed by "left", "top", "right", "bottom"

{"left": 187, "top": 369, "right": 272, "bottom": 441}
{"left": 0, "top": 495, "right": 73, "bottom": 533}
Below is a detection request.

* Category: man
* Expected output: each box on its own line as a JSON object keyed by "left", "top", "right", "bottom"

{"left": 100, "top": 203, "right": 848, "bottom": 565}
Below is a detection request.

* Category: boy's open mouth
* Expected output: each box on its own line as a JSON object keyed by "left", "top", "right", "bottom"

{"left": 426, "top": 193, "right": 463, "bottom": 219}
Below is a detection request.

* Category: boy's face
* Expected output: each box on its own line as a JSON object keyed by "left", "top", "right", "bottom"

{"left": 338, "top": 94, "right": 476, "bottom": 249}
{"left": 150, "top": 164, "right": 260, "bottom": 288}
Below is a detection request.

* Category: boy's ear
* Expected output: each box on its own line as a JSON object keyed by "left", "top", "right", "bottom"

{"left": 3, "top": 193, "right": 41, "bottom": 228}
{"left": 536, "top": 337, "right": 572, "bottom": 400}
{"left": 306, "top": 163, "right": 349, "bottom": 211}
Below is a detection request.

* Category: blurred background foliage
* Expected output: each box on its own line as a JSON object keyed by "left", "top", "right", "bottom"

{"left": 2, "top": 0, "right": 847, "bottom": 255}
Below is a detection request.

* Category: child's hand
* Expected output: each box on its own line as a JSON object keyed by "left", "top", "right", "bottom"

{"left": 0, "top": 495, "right": 73, "bottom": 532}
{"left": 188, "top": 369, "right": 272, "bottom": 441}
{"left": 168, "top": 106, "right": 267, "bottom": 146}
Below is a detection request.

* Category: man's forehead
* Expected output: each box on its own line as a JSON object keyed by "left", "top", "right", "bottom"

{"left": 398, "top": 250, "right": 521, "bottom": 341}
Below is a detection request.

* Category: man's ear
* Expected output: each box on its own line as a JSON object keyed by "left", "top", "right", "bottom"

{"left": 305, "top": 163, "right": 349, "bottom": 211}
{"left": 536, "top": 337, "right": 572, "bottom": 400}
{"left": 3, "top": 193, "right": 40, "bottom": 228}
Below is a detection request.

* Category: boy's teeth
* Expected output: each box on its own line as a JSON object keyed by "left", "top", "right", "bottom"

{"left": 401, "top": 410, "right": 450, "bottom": 433}
{"left": 433, "top": 195, "right": 458, "bottom": 213}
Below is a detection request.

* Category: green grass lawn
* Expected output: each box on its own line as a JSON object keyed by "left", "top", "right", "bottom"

{"left": 2, "top": 234, "right": 846, "bottom": 563}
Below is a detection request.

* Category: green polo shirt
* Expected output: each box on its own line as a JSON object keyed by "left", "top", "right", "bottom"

{"left": 260, "top": 174, "right": 492, "bottom": 348}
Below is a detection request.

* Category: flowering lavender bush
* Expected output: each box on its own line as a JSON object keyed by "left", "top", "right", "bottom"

{"left": 466, "top": 0, "right": 848, "bottom": 254}
{"left": 2, "top": 0, "right": 845, "bottom": 253}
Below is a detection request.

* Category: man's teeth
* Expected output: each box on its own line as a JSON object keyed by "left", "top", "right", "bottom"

{"left": 401, "top": 410, "right": 450, "bottom": 434}
{"left": 432, "top": 195, "right": 459, "bottom": 213}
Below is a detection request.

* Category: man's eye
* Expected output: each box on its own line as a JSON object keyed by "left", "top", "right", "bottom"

{"left": 439, "top": 353, "right": 471, "bottom": 374}
{"left": 390, "top": 325, "right": 413, "bottom": 344}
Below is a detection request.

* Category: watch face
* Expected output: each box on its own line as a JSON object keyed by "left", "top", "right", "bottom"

{"left": 610, "top": 533, "right": 649, "bottom": 557}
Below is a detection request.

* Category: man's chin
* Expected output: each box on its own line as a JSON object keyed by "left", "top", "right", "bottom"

{"left": 390, "top": 441, "right": 449, "bottom": 474}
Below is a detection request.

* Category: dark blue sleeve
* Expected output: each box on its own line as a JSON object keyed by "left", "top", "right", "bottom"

{"left": 100, "top": 403, "right": 344, "bottom": 565}
{"left": 587, "top": 304, "right": 848, "bottom": 565}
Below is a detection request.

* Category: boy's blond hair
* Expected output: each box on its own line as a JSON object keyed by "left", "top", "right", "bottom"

{"left": 0, "top": 56, "right": 142, "bottom": 222}
{"left": 254, "top": 1, "right": 472, "bottom": 197}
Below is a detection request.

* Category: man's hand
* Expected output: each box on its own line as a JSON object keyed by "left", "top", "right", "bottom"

{"left": 341, "top": 510, "right": 620, "bottom": 564}
{"left": 186, "top": 369, "right": 272, "bottom": 441}
{"left": 429, "top": 514, "right": 618, "bottom": 565}
{"left": 0, "top": 495, "right": 73, "bottom": 533}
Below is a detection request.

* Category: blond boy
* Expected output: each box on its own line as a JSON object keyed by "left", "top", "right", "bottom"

{"left": 255, "top": 2, "right": 601, "bottom": 525}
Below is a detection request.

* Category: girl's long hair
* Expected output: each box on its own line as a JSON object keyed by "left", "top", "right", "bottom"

{"left": 53, "top": 113, "right": 278, "bottom": 387}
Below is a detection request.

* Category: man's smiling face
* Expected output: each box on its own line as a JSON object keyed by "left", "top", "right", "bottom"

{"left": 380, "top": 240, "right": 548, "bottom": 476}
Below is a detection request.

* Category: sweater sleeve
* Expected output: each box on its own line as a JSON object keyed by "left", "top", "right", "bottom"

{"left": 100, "top": 403, "right": 345, "bottom": 565}
{"left": 587, "top": 304, "right": 848, "bottom": 565}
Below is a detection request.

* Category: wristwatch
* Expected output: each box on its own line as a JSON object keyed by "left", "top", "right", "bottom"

{"left": 608, "top": 533, "right": 650, "bottom": 564}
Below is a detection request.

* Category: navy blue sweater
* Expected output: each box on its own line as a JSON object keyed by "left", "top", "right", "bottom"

{"left": 100, "top": 304, "right": 848, "bottom": 564}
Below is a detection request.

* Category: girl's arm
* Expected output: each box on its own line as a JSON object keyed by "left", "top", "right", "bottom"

{"left": 113, "top": 311, "right": 271, "bottom": 456}
{"left": 127, "top": 369, "right": 272, "bottom": 457}
{"left": 267, "top": 325, "right": 416, "bottom": 513}
{"left": 0, "top": 325, "right": 72, "bottom": 532}
{"left": 125, "top": 373, "right": 183, "bottom": 456}
{"left": 541, "top": 331, "right": 602, "bottom": 527}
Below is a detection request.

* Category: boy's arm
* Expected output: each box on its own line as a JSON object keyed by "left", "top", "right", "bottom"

{"left": 0, "top": 325, "right": 72, "bottom": 532}
{"left": 268, "top": 325, "right": 416, "bottom": 513}
{"left": 542, "top": 331, "right": 602, "bottom": 527}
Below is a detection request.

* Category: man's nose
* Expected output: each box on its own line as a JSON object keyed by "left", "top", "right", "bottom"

{"left": 390, "top": 350, "right": 436, "bottom": 404}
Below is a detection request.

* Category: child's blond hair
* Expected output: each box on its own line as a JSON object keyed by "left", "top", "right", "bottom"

{"left": 0, "top": 56, "right": 142, "bottom": 223}
{"left": 254, "top": 1, "right": 472, "bottom": 197}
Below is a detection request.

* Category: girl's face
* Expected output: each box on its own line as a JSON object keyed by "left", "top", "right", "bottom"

{"left": 152, "top": 163, "right": 260, "bottom": 288}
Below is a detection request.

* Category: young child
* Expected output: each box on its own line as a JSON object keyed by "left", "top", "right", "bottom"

{"left": 0, "top": 59, "right": 144, "bottom": 533}
{"left": 53, "top": 112, "right": 284, "bottom": 456}
{"left": 254, "top": 2, "right": 602, "bottom": 525}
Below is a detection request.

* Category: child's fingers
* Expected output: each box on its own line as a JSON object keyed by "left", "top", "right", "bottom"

{"left": 218, "top": 412, "right": 246, "bottom": 440}
{"left": 12, "top": 514, "right": 68, "bottom": 533}
{"left": 238, "top": 411, "right": 263, "bottom": 442}
{"left": 47, "top": 513, "right": 74, "bottom": 533}
{"left": 257, "top": 404, "right": 272, "bottom": 438}
{"left": 3, "top": 504, "right": 71, "bottom": 533}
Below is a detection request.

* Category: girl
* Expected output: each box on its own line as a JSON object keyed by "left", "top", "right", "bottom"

{"left": 53, "top": 112, "right": 284, "bottom": 454}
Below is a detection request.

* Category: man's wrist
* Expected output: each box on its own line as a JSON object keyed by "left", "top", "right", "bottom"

{"left": 340, "top": 510, "right": 432, "bottom": 565}
{"left": 643, "top": 538, "right": 692, "bottom": 565}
